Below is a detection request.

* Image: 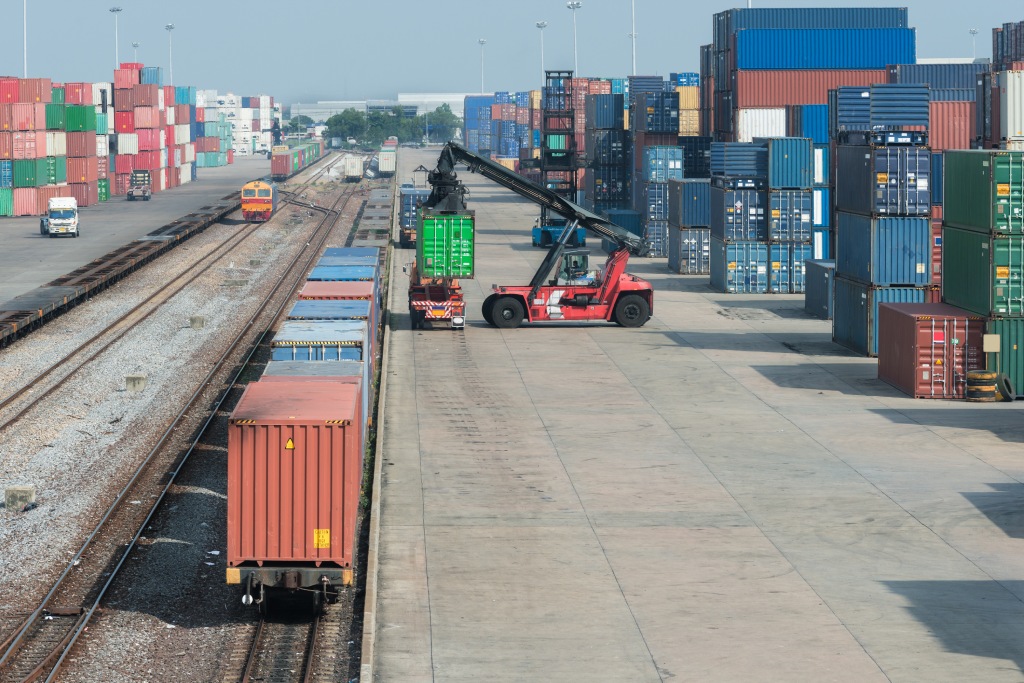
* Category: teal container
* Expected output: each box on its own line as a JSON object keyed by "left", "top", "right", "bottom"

{"left": 64, "top": 105, "right": 97, "bottom": 132}
{"left": 43, "top": 156, "right": 66, "bottom": 184}
{"left": 985, "top": 319, "right": 1024, "bottom": 397}
{"left": 0, "top": 188, "right": 12, "bottom": 216}
{"left": 96, "top": 112, "right": 108, "bottom": 133}
{"left": 45, "top": 104, "right": 65, "bottom": 130}
{"left": 13, "top": 159, "right": 38, "bottom": 188}
{"left": 98, "top": 177, "right": 109, "bottom": 202}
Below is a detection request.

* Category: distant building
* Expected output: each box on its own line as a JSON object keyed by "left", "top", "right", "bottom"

{"left": 290, "top": 93, "right": 481, "bottom": 123}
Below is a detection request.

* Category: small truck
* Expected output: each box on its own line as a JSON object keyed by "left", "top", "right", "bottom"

{"left": 39, "top": 197, "right": 79, "bottom": 238}
{"left": 126, "top": 170, "right": 152, "bottom": 201}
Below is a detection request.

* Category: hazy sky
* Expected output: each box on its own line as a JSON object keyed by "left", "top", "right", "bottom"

{"left": 0, "top": 1, "right": 1015, "bottom": 104}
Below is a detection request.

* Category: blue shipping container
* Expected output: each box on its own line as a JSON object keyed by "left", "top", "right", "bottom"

{"left": 680, "top": 136, "right": 712, "bottom": 178}
{"left": 270, "top": 320, "right": 368, "bottom": 362}
{"left": 587, "top": 129, "right": 627, "bottom": 166}
{"left": 711, "top": 238, "right": 769, "bottom": 293}
{"left": 641, "top": 146, "right": 684, "bottom": 182}
{"left": 668, "top": 227, "right": 711, "bottom": 274}
{"left": 835, "top": 145, "right": 931, "bottom": 216}
{"left": 669, "top": 178, "right": 711, "bottom": 227}
{"left": 710, "top": 142, "right": 768, "bottom": 177}
{"left": 769, "top": 242, "right": 813, "bottom": 293}
{"left": 929, "top": 88, "right": 976, "bottom": 102}
{"left": 636, "top": 92, "right": 679, "bottom": 133}
{"left": 888, "top": 63, "right": 990, "bottom": 90}
{"left": 603, "top": 209, "right": 644, "bottom": 237}
{"left": 0, "top": 160, "right": 11, "bottom": 188}
{"left": 812, "top": 228, "right": 831, "bottom": 261}
{"left": 833, "top": 277, "right": 934, "bottom": 356}
{"left": 711, "top": 186, "right": 767, "bottom": 241}
{"left": 791, "top": 104, "right": 829, "bottom": 144}
{"left": 804, "top": 259, "right": 836, "bottom": 319}
{"left": 586, "top": 94, "right": 625, "bottom": 130}
{"left": 835, "top": 212, "right": 931, "bottom": 287}
{"left": 869, "top": 84, "right": 930, "bottom": 129}
{"left": 587, "top": 166, "right": 630, "bottom": 202}
{"left": 308, "top": 265, "right": 378, "bottom": 281}
{"left": 734, "top": 28, "right": 916, "bottom": 71}
{"left": 648, "top": 220, "right": 670, "bottom": 257}
{"left": 829, "top": 87, "right": 871, "bottom": 135}
{"left": 768, "top": 190, "right": 812, "bottom": 242}
{"left": 140, "top": 66, "right": 163, "bottom": 86}
{"left": 287, "top": 300, "right": 371, "bottom": 321}
{"left": 755, "top": 137, "right": 813, "bottom": 189}
{"left": 813, "top": 187, "right": 831, "bottom": 228}
{"left": 642, "top": 182, "right": 670, "bottom": 221}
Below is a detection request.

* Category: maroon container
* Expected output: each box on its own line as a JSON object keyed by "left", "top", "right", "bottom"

{"left": 930, "top": 217, "right": 942, "bottom": 286}
{"left": 113, "top": 88, "right": 134, "bottom": 112}
{"left": 877, "top": 303, "right": 985, "bottom": 399}
{"left": 67, "top": 157, "right": 99, "bottom": 183}
{"left": 66, "top": 131, "right": 97, "bottom": 158}
{"left": 70, "top": 181, "right": 99, "bottom": 207}
{"left": 733, "top": 70, "right": 887, "bottom": 107}
{"left": 18, "top": 78, "right": 52, "bottom": 103}
{"left": 113, "top": 172, "right": 132, "bottom": 195}
{"left": 35, "top": 184, "right": 73, "bottom": 214}
{"left": 133, "top": 83, "right": 159, "bottom": 106}
{"left": 64, "top": 82, "right": 92, "bottom": 105}
{"left": 928, "top": 101, "right": 975, "bottom": 151}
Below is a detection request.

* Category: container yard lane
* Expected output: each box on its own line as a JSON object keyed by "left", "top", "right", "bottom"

{"left": 367, "top": 149, "right": 1024, "bottom": 681}
{"left": 0, "top": 157, "right": 268, "bottom": 304}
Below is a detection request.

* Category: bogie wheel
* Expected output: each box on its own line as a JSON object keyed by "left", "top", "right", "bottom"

{"left": 491, "top": 296, "right": 525, "bottom": 329}
{"left": 614, "top": 294, "right": 650, "bottom": 327}
{"left": 481, "top": 294, "right": 498, "bottom": 326}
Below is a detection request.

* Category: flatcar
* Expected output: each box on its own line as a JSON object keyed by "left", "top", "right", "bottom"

{"left": 240, "top": 180, "right": 278, "bottom": 222}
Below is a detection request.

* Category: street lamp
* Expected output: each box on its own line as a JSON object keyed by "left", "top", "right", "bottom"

{"left": 566, "top": 1, "right": 582, "bottom": 75}
{"left": 970, "top": 28, "right": 979, "bottom": 60}
{"left": 109, "top": 7, "right": 122, "bottom": 69}
{"left": 478, "top": 39, "right": 487, "bottom": 94}
{"left": 132, "top": 42, "right": 139, "bottom": 62}
{"left": 22, "top": 0, "right": 27, "bottom": 77}
{"left": 165, "top": 24, "right": 175, "bottom": 84}
{"left": 629, "top": 0, "right": 636, "bottom": 76}
{"left": 536, "top": 21, "right": 548, "bottom": 84}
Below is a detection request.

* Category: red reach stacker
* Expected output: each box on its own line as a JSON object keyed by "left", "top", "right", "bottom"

{"left": 423, "top": 143, "right": 654, "bottom": 329}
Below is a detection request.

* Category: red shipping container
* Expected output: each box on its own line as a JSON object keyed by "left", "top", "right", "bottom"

{"left": 7, "top": 103, "right": 46, "bottom": 131}
{"left": 113, "top": 172, "right": 131, "bottom": 195}
{"left": 931, "top": 218, "right": 942, "bottom": 286}
{"left": 0, "top": 77, "right": 18, "bottom": 103}
{"left": 169, "top": 166, "right": 180, "bottom": 187}
{"left": 97, "top": 156, "right": 108, "bottom": 179}
{"left": 63, "top": 82, "right": 93, "bottom": 105}
{"left": 227, "top": 381, "right": 363, "bottom": 575}
{"left": 18, "top": 78, "right": 52, "bottom": 103}
{"left": 194, "top": 107, "right": 205, "bottom": 123}
{"left": 176, "top": 104, "right": 190, "bottom": 123}
{"left": 67, "top": 157, "right": 99, "bottom": 183}
{"left": 136, "top": 150, "right": 161, "bottom": 170}
{"left": 114, "top": 69, "right": 139, "bottom": 89}
{"left": 113, "top": 154, "right": 135, "bottom": 174}
{"left": 135, "top": 128, "right": 157, "bottom": 151}
{"left": 227, "top": 149, "right": 234, "bottom": 164}
{"left": 12, "top": 131, "right": 45, "bottom": 159}
{"left": 877, "top": 303, "right": 985, "bottom": 399}
{"left": 531, "top": 109, "right": 541, "bottom": 128}
{"left": 133, "top": 106, "right": 159, "bottom": 129}
{"left": 165, "top": 125, "right": 175, "bottom": 149}
{"left": 70, "top": 181, "right": 99, "bottom": 207}
{"left": 733, "top": 69, "right": 888, "bottom": 107}
{"left": 928, "top": 101, "right": 976, "bottom": 151}
{"left": 252, "top": 118, "right": 260, "bottom": 132}
{"left": 119, "top": 62, "right": 143, "bottom": 70}
{"left": 133, "top": 84, "right": 159, "bottom": 107}
{"left": 0, "top": 132, "right": 11, "bottom": 159}
{"left": 113, "top": 88, "right": 135, "bottom": 112}
{"left": 515, "top": 108, "right": 529, "bottom": 125}
{"left": 35, "top": 184, "right": 73, "bottom": 214}
{"left": 299, "top": 281, "right": 375, "bottom": 300}
{"left": 66, "top": 131, "right": 98, "bottom": 158}
{"left": 271, "top": 153, "right": 290, "bottom": 177}
{"left": 490, "top": 104, "right": 502, "bottom": 120}
{"left": 163, "top": 85, "right": 176, "bottom": 106}
{"left": 13, "top": 187, "right": 38, "bottom": 215}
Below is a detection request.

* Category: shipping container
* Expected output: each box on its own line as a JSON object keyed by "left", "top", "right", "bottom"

{"left": 271, "top": 320, "right": 368, "bottom": 362}
{"left": 602, "top": 209, "right": 644, "bottom": 237}
{"left": 710, "top": 238, "right": 769, "bottom": 293}
{"left": 754, "top": 137, "right": 813, "bottom": 189}
{"left": 999, "top": 71, "right": 1024, "bottom": 140}
{"left": 985, "top": 318, "right": 1024, "bottom": 397}
{"left": 640, "top": 183, "right": 670, "bottom": 221}
{"left": 942, "top": 150, "right": 1024, "bottom": 234}
{"left": 734, "top": 28, "right": 916, "bottom": 71}
{"left": 768, "top": 189, "right": 812, "bottom": 242}
{"left": 715, "top": 8, "right": 909, "bottom": 51}
{"left": 0, "top": 187, "right": 11, "bottom": 216}
{"left": 941, "top": 226, "right": 1024, "bottom": 317}
{"left": 735, "top": 70, "right": 887, "bottom": 108}
{"left": 813, "top": 187, "right": 831, "bottom": 228}
{"left": 836, "top": 213, "right": 931, "bottom": 287}
{"left": 287, "top": 300, "right": 371, "bottom": 321}
{"left": 805, "top": 259, "right": 835, "bottom": 319}
{"left": 585, "top": 94, "right": 625, "bottom": 130}
{"left": 307, "top": 265, "right": 378, "bottom": 282}
{"left": 711, "top": 185, "right": 766, "bottom": 241}
{"left": 833, "top": 276, "right": 940, "bottom": 356}
{"left": 876, "top": 303, "right": 985, "bottom": 399}
{"left": 227, "top": 381, "right": 363, "bottom": 574}
{"left": 835, "top": 145, "right": 931, "bottom": 216}
{"left": 641, "top": 146, "right": 683, "bottom": 182}
{"left": 585, "top": 129, "right": 627, "bottom": 166}
{"left": 829, "top": 86, "right": 871, "bottom": 135}
{"left": 635, "top": 92, "right": 679, "bottom": 133}
{"left": 710, "top": 142, "right": 767, "bottom": 177}
{"left": 417, "top": 210, "right": 475, "bottom": 278}
{"left": 931, "top": 152, "right": 944, "bottom": 207}
{"left": 887, "top": 63, "right": 990, "bottom": 90}
{"left": 814, "top": 227, "right": 830, "bottom": 260}
{"left": 668, "top": 227, "right": 711, "bottom": 274}
{"left": 735, "top": 108, "right": 786, "bottom": 143}
{"left": 668, "top": 178, "right": 711, "bottom": 227}
{"left": 647, "top": 220, "right": 670, "bottom": 258}
{"left": 586, "top": 166, "right": 629, "bottom": 202}
{"left": 788, "top": 103, "right": 830, "bottom": 144}
{"left": 869, "top": 84, "right": 930, "bottom": 129}
{"left": 679, "top": 136, "right": 712, "bottom": 179}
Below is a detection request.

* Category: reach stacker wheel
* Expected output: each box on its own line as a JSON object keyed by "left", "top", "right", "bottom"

{"left": 491, "top": 296, "right": 524, "bottom": 329}
{"left": 614, "top": 294, "right": 650, "bottom": 328}
{"left": 481, "top": 294, "right": 498, "bottom": 326}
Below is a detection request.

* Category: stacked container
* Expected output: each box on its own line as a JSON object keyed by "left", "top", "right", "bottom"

{"left": 585, "top": 93, "right": 629, "bottom": 215}
{"left": 629, "top": 87, "right": 678, "bottom": 257}
{"left": 758, "top": 137, "right": 814, "bottom": 293}
{"left": 463, "top": 95, "right": 495, "bottom": 154}
{"left": 667, "top": 178, "right": 711, "bottom": 274}
{"left": 940, "top": 149, "right": 1024, "bottom": 396}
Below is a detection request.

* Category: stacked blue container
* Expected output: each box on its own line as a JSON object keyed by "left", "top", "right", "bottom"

{"left": 668, "top": 178, "right": 712, "bottom": 274}
{"left": 709, "top": 142, "right": 769, "bottom": 293}
{"left": 631, "top": 90, "right": 679, "bottom": 258}
{"left": 463, "top": 95, "right": 495, "bottom": 154}
{"left": 585, "top": 93, "right": 629, "bottom": 215}
{"left": 831, "top": 86, "right": 935, "bottom": 356}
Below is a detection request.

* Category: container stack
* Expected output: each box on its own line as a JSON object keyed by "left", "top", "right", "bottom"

{"left": 584, "top": 93, "right": 628, "bottom": 214}
{"left": 709, "top": 142, "right": 769, "bottom": 293}
{"left": 786, "top": 104, "right": 831, "bottom": 257}
{"left": 463, "top": 95, "right": 495, "bottom": 155}
{"left": 667, "top": 178, "right": 711, "bottom": 274}
{"left": 940, "top": 149, "right": 1024, "bottom": 397}
{"left": 703, "top": 7, "right": 915, "bottom": 142}
{"left": 672, "top": 72, "right": 701, "bottom": 137}
{"left": 196, "top": 90, "right": 281, "bottom": 156}
{"left": 759, "top": 137, "right": 814, "bottom": 293}
{"left": 832, "top": 122, "right": 936, "bottom": 357}
{"left": 631, "top": 87, "right": 679, "bottom": 257}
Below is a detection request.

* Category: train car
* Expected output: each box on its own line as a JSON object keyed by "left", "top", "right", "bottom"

{"left": 240, "top": 180, "right": 278, "bottom": 222}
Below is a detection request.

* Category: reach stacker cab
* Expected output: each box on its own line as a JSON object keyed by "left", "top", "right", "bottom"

{"left": 425, "top": 142, "right": 653, "bottom": 329}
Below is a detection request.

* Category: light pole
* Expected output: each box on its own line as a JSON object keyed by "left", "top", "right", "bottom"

{"left": 970, "top": 28, "right": 979, "bottom": 60}
{"left": 567, "top": 1, "right": 582, "bottom": 75}
{"left": 22, "top": 0, "right": 27, "bottom": 77}
{"left": 165, "top": 24, "right": 175, "bottom": 84}
{"left": 132, "top": 42, "right": 139, "bottom": 62}
{"left": 109, "top": 7, "right": 122, "bottom": 69}
{"left": 629, "top": 0, "right": 636, "bottom": 76}
{"left": 536, "top": 21, "right": 548, "bottom": 84}
{"left": 478, "top": 39, "right": 486, "bottom": 94}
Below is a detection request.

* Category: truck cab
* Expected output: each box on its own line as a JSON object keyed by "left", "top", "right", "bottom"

{"left": 40, "top": 197, "right": 79, "bottom": 238}
{"left": 126, "top": 170, "right": 152, "bottom": 201}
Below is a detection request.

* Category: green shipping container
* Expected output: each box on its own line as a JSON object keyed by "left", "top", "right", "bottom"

{"left": 43, "top": 157, "right": 66, "bottom": 184}
{"left": 0, "top": 188, "right": 12, "bottom": 216}
{"left": 417, "top": 210, "right": 476, "bottom": 279}
{"left": 96, "top": 112, "right": 108, "bottom": 133}
{"left": 64, "top": 105, "right": 97, "bottom": 132}
{"left": 98, "top": 177, "right": 109, "bottom": 202}
{"left": 985, "top": 319, "right": 1024, "bottom": 397}
{"left": 51, "top": 86, "right": 65, "bottom": 104}
{"left": 45, "top": 103, "right": 65, "bottom": 130}
{"left": 944, "top": 150, "right": 1024, "bottom": 234}
{"left": 13, "top": 159, "right": 39, "bottom": 188}
{"left": 942, "top": 225, "right": 1024, "bottom": 317}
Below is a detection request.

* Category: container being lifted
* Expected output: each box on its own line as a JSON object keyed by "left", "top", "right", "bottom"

{"left": 405, "top": 209, "right": 475, "bottom": 329}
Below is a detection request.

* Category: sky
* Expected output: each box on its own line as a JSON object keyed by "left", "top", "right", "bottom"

{"left": 0, "top": 1, "right": 1017, "bottom": 104}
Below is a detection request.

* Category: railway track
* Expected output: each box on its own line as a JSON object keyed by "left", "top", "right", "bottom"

{"left": 0, "top": 179, "right": 362, "bottom": 683}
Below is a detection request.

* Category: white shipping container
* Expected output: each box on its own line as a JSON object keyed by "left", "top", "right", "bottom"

{"left": 735, "top": 108, "right": 786, "bottom": 143}
{"left": 96, "top": 134, "right": 108, "bottom": 157}
{"left": 184, "top": 143, "right": 195, "bottom": 163}
{"left": 92, "top": 82, "right": 113, "bottom": 110}
{"left": 259, "top": 95, "right": 271, "bottom": 107}
{"left": 116, "top": 132, "right": 139, "bottom": 155}
{"left": 1007, "top": 138, "right": 1024, "bottom": 151}
{"left": 196, "top": 91, "right": 208, "bottom": 108}
{"left": 174, "top": 148, "right": 181, "bottom": 168}
{"left": 180, "top": 162, "right": 192, "bottom": 183}
{"left": 999, "top": 71, "right": 1024, "bottom": 140}
{"left": 46, "top": 131, "right": 67, "bottom": 157}
{"left": 160, "top": 148, "right": 168, "bottom": 169}
{"left": 173, "top": 124, "right": 187, "bottom": 145}
{"left": 166, "top": 106, "right": 175, "bottom": 125}
{"left": 159, "top": 130, "right": 167, "bottom": 150}
{"left": 813, "top": 146, "right": 827, "bottom": 185}
{"left": 158, "top": 88, "right": 165, "bottom": 112}
{"left": 157, "top": 168, "right": 166, "bottom": 191}
{"left": 378, "top": 148, "right": 397, "bottom": 174}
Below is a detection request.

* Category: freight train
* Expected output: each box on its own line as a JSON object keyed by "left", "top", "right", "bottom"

{"left": 239, "top": 180, "right": 277, "bottom": 222}
{"left": 269, "top": 139, "right": 326, "bottom": 181}
{"left": 226, "top": 245, "right": 385, "bottom": 612}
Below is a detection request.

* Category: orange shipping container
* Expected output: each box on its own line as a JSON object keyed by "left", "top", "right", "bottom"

{"left": 298, "top": 281, "right": 375, "bottom": 300}
{"left": 928, "top": 101, "right": 976, "bottom": 151}
{"left": 0, "top": 132, "right": 11, "bottom": 159}
{"left": 733, "top": 69, "right": 888, "bottom": 107}
{"left": 67, "top": 157, "right": 99, "bottom": 183}
{"left": 227, "top": 381, "right": 364, "bottom": 576}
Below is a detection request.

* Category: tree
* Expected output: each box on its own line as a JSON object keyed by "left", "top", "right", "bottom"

{"left": 284, "top": 115, "right": 313, "bottom": 134}
{"left": 324, "top": 109, "right": 366, "bottom": 141}
{"left": 420, "top": 104, "right": 460, "bottom": 143}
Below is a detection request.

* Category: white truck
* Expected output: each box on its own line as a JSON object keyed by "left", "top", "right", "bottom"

{"left": 39, "top": 197, "right": 79, "bottom": 238}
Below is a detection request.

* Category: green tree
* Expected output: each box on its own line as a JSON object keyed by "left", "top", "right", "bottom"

{"left": 324, "top": 109, "right": 366, "bottom": 141}
{"left": 420, "top": 104, "right": 461, "bottom": 143}
{"left": 284, "top": 115, "right": 314, "bottom": 134}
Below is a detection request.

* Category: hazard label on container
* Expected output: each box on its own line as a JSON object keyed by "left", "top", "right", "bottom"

{"left": 314, "top": 529, "right": 331, "bottom": 549}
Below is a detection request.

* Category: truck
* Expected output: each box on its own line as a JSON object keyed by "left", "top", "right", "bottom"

{"left": 39, "top": 197, "right": 79, "bottom": 238}
{"left": 424, "top": 142, "right": 653, "bottom": 329}
{"left": 343, "top": 155, "right": 363, "bottom": 182}
{"left": 126, "top": 170, "right": 152, "bottom": 201}
{"left": 378, "top": 147, "right": 397, "bottom": 177}
{"left": 405, "top": 209, "right": 474, "bottom": 330}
